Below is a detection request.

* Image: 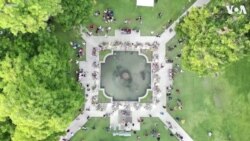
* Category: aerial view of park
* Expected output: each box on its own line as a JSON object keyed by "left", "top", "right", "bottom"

{"left": 0, "top": 0, "right": 249, "bottom": 141}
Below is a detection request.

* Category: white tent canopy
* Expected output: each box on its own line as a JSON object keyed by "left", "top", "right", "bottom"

{"left": 136, "top": 0, "right": 154, "bottom": 7}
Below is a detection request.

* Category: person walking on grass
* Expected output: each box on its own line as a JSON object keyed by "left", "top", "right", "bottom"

{"left": 158, "top": 12, "right": 163, "bottom": 18}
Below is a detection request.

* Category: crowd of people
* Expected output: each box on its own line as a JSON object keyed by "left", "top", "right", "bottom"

{"left": 70, "top": 41, "right": 84, "bottom": 58}
{"left": 97, "top": 41, "right": 159, "bottom": 51}
{"left": 87, "top": 8, "right": 169, "bottom": 36}
{"left": 94, "top": 8, "right": 115, "bottom": 23}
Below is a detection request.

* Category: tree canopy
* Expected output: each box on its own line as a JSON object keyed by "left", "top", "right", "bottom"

{"left": 0, "top": 0, "right": 62, "bottom": 35}
{"left": 0, "top": 31, "right": 84, "bottom": 141}
{"left": 0, "top": 0, "right": 94, "bottom": 139}
{"left": 56, "top": 0, "right": 93, "bottom": 29}
{"left": 177, "top": 0, "right": 250, "bottom": 75}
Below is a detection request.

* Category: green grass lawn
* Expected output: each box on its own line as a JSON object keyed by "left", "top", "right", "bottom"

{"left": 99, "top": 49, "right": 112, "bottom": 61}
{"left": 140, "top": 90, "right": 153, "bottom": 103}
{"left": 54, "top": 25, "right": 82, "bottom": 43}
{"left": 165, "top": 35, "right": 182, "bottom": 61}
{"left": 165, "top": 36, "right": 250, "bottom": 141}
{"left": 86, "top": 0, "right": 195, "bottom": 35}
{"left": 140, "top": 49, "right": 153, "bottom": 62}
{"left": 98, "top": 90, "right": 111, "bottom": 103}
{"left": 71, "top": 118, "right": 178, "bottom": 141}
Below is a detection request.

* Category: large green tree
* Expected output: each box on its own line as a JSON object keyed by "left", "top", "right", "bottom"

{"left": 177, "top": 0, "right": 250, "bottom": 75}
{"left": 56, "top": 0, "right": 93, "bottom": 29}
{"left": 0, "top": 0, "right": 62, "bottom": 35}
{"left": 0, "top": 31, "right": 83, "bottom": 141}
{"left": 0, "top": 0, "right": 93, "bottom": 140}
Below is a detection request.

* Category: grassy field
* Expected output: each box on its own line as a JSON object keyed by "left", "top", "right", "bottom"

{"left": 165, "top": 35, "right": 250, "bottom": 141}
{"left": 71, "top": 118, "right": 178, "bottom": 141}
{"left": 165, "top": 35, "right": 182, "bottom": 61}
{"left": 168, "top": 59, "right": 250, "bottom": 141}
{"left": 86, "top": 0, "right": 195, "bottom": 35}
{"left": 98, "top": 90, "right": 111, "bottom": 103}
{"left": 140, "top": 49, "right": 153, "bottom": 62}
{"left": 140, "top": 90, "right": 153, "bottom": 103}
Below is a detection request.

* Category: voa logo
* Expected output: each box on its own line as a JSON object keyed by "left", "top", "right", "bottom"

{"left": 226, "top": 5, "right": 247, "bottom": 14}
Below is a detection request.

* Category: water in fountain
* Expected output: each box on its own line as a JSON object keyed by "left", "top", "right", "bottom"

{"left": 101, "top": 51, "right": 151, "bottom": 101}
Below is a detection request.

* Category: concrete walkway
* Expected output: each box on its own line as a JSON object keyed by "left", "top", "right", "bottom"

{"left": 60, "top": 0, "right": 210, "bottom": 140}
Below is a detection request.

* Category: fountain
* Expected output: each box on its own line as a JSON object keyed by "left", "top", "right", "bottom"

{"left": 101, "top": 51, "right": 151, "bottom": 101}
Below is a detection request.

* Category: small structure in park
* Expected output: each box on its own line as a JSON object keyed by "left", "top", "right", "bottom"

{"left": 136, "top": 0, "right": 154, "bottom": 7}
